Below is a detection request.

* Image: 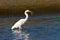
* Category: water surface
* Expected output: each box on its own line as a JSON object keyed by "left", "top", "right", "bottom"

{"left": 0, "top": 14, "right": 60, "bottom": 40}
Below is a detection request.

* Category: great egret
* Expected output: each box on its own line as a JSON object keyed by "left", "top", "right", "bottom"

{"left": 11, "top": 10, "right": 32, "bottom": 30}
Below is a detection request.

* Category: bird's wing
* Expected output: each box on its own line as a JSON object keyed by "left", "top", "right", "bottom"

{"left": 18, "top": 19, "right": 25, "bottom": 22}
{"left": 16, "top": 19, "right": 25, "bottom": 24}
{"left": 12, "top": 19, "right": 24, "bottom": 27}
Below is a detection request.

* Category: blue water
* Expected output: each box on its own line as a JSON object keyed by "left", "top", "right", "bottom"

{"left": 0, "top": 14, "right": 60, "bottom": 40}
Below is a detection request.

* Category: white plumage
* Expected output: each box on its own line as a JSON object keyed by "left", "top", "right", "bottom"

{"left": 11, "top": 10, "right": 32, "bottom": 30}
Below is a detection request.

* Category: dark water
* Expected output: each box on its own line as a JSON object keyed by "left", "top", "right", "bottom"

{"left": 0, "top": 14, "right": 60, "bottom": 40}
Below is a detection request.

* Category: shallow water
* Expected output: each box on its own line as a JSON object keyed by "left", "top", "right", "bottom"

{"left": 0, "top": 14, "right": 60, "bottom": 40}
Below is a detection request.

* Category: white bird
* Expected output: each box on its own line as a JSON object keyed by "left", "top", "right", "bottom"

{"left": 11, "top": 10, "right": 32, "bottom": 30}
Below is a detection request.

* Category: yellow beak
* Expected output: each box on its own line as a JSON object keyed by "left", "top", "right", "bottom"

{"left": 29, "top": 11, "right": 33, "bottom": 15}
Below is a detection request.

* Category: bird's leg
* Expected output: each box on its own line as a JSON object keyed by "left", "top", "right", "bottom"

{"left": 19, "top": 26, "right": 22, "bottom": 30}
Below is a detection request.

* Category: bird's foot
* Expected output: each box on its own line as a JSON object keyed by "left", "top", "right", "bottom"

{"left": 19, "top": 27, "right": 22, "bottom": 30}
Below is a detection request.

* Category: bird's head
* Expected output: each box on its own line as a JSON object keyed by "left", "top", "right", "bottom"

{"left": 25, "top": 10, "right": 33, "bottom": 15}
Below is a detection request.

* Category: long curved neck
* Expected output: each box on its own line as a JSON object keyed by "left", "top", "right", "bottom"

{"left": 24, "top": 12, "right": 28, "bottom": 21}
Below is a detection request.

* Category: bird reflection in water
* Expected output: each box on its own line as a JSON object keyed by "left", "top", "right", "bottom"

{"left": 12, "top": 30, "right": 30, "bottom": 40}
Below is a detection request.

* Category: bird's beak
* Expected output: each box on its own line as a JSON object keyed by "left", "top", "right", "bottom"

{"left": 29, "top": 11, "right": 33, "bottom": 15}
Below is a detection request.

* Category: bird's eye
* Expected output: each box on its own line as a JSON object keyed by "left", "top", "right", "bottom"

{"left": 27, "top": 12, "right": 32, "bottom": 15}
{"left": 27, "top": 12, "right": 31, "bottom": 14}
